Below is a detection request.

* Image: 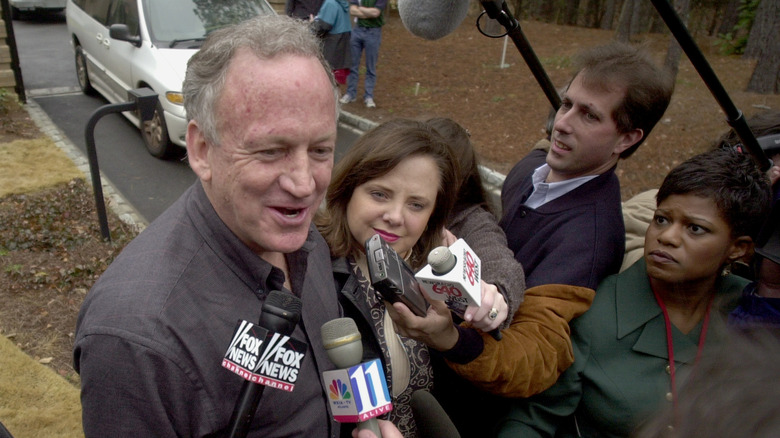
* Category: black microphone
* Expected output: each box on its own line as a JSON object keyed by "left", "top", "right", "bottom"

{"left": 227, "top": 290, "right": 302, "bottom": 438}
{"left": 411, "top": 390, "right": 461, "bottom": 438}
{"left": 321, "top": 318, "right": 384, "bottom": 438}
{"left": 397, "top": 0, "right": 471, "bottom": 40}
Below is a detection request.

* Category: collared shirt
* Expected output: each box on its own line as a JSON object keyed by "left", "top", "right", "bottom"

{"left": 75, "top": 182, "right": 340, "bottom": 438}
{"left": 524, "top": 164, "right": 598, "bottom": 209}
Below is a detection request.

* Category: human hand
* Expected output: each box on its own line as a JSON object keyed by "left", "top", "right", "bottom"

{"left": 441, "top": 228, "right": 457, "bottom": 246}
{"left": 386, "top": 299, "right": 459, "bottom": 352}
{"left": 351, "top": 419, "right": 404, "bottom": 438}
{"left": 462, "top": 281, "right": 508, "bottom": 332}
{"left": 768, "top": 164, "right": 780, "bottom": 186}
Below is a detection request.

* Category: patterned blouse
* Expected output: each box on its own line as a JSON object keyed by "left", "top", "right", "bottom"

{"left": 349, "top": 258, "right": 434, "bottom": 438}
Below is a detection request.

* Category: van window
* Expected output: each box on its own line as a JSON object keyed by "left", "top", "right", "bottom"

{"left": 142, "top": 0, "right": 274, "bottom": 45}
{"left": 83, "top": 0, "right": 110, "bottom": 24}
{"left": 107, "top": 0, "right": 139, "bottom": 35}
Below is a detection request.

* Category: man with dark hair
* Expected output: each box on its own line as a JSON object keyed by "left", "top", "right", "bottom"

{"left": 74, "top": 15, "right": 342, "bottom": 437}
{"left": 500, "top": 42, "right": 674, "bottom": 289}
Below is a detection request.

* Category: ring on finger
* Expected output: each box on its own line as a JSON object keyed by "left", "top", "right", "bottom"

{"left": 489, "top": 307, "right": 498, "bottom": 320}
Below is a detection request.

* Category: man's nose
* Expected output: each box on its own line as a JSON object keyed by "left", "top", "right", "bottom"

{"left": 279, "top": 154, "right": 316, "bottom": 198}
{"left": 553, "top": 110, "right": 573, "bottom": 134}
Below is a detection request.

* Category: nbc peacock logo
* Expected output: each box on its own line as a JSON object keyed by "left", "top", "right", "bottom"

{"left": 329, "top": 379, "right": 351, "bottom": 400}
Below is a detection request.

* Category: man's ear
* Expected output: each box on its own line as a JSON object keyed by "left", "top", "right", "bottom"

{"left": 614, "top": 128, "right": 643, "bottom": 155}
{"left": 728, "top": 236, "right": 754, "bottom": 264}
{"left": 186, "top": 120, "right": 212, "bottom": 183}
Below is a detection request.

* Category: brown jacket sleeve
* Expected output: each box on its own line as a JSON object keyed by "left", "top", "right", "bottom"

{"left": 446, "top": 284, "right": 595, "bottom": 398}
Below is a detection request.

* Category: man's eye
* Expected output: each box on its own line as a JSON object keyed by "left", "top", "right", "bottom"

{"left": 310, "top": 146, "right": 334, "bottom": 159}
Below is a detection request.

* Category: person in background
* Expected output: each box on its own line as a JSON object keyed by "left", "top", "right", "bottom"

{"left": 498, "top": 147, "right": 771, "bottom": 438}
{"left": 500, "top": 42, "right": 674, "bottom": 289}
{"left": 339, "top": 0, "right": 387, "bottom": 108}
{"left": 74, "top": 15, "right": 343, "bottom": 437}
{"left": 316, "top": 118, "right": 508, "bottom": 437}
{"left": 286, "top": 0, "right": 324, "bottom": 20}
{"left": 729, "top": 201, "right": 780, "bottom": 328}
{"left": 633, "top": 330, "right": 780, "bottom": 438}
{"left": 311, "top": 0, "right": 352, "bottom": 85}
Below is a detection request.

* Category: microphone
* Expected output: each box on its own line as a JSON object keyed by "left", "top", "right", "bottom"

{"left": 411, "top": 391, "right": 461, "bottom": 438}
{"left": 321, "top": 318, "right": 389, "bottom": 438}
{"left": 397, "top": 0, "right": 471, "bottom": 40}
{"left": 415, "top": 239, "right": 502, "bottom": 340}
{"left": 226, "top": 290, "right": 302, "bottom": 438}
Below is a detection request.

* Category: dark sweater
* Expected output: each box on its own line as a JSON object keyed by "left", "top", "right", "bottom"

{"left": 500, "top": 149, "right": 625, "bottom": 289}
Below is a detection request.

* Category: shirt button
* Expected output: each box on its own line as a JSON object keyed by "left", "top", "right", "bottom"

{"left": 665, "top": 365, "right": 671, "bottom": 374}
{"left": 665, "top": 392, "right": 673, "bottom": 401}
{"left": 519, "top": 210, "right": 527, "bottom": 218}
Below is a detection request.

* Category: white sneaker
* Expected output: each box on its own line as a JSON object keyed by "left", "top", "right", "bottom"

{"left": 339, "top": 94, "right": 355, "bottom": 104}
{"left": 365, "top": 98, "right": 376, "bottom": 108}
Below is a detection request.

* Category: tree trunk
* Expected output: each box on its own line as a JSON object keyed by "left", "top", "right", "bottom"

{"left": 630, "top": 0, "right": 651, "bottom": 34}
{"left": 716, "top": 0, "right": 741, "bottom": 36}
{"left": 746, "top": 0, "right": 780, "bottom": 93}
{"left": 563, "top": 0, "right": 581, "bottom": 25}
{"left": 664, "top": 0, "right": 691, "bottom": 80}
{"left": 580, "top": 0, "right": 602, "bottom": 28}
{"left": 600, "top": 0, "right": 618, "bottom": 29}
{"left": 509, "top": 0, "right": 523, "bottom": 19}
{"left": 616, "top": 0, "right": 634, "bottom": 42}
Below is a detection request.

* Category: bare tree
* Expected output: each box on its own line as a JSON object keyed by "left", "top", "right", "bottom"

{"left": 745, "top": 0, "right": 780, "bottom": 93}
{"left": 615, "top": 0, "right": 635, "bottom": 42}
{"left": 600, "top": 0, "right": 619, "bottom": 29}
{"left": 664, "top": 0, "right": 691, "bottom": 80}
{"left": 716, "top": 0, "right": 741, "bottom": 36}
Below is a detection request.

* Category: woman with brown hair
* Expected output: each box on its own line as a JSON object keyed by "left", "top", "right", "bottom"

{"left": 317, "top": 118, "right": 509, "bottom": 437}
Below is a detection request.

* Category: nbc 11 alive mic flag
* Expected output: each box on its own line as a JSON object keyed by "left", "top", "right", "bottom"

{"left": 323, "top": 359, "right": 393, "bottom": 422}
{"left": 222, "top": 319, "right": 308, "bottom": 392}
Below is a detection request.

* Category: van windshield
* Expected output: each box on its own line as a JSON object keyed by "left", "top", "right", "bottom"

{"left": 142, "top": 0, "right": 275, "bottom": 48}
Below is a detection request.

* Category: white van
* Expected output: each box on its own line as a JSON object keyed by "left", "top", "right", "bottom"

{"left": 65, "top": 0, "right": 276, "bottom": 158}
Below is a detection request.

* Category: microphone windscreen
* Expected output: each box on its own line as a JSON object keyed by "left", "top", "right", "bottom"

{"left": 397, "top": 0, "right": 471, "bottom": 41}
{"left": 428, "top": 246, "right": 457, "bottom": 275}
{"left": 320, "top": 317, "right": 363, "bottom": 368}
{"left": 411, "top": 390, "right": 461, "bottom": 438}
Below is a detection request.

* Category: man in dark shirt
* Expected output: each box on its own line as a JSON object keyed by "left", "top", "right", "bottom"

{"left": 500, "top": 42, "right": 674, "bottom": 289}
{"left": 74, "top": 15, "right": 342, "bottom": 437}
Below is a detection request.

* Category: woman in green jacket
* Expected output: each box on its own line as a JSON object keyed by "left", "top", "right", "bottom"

{"left": 497, "top": 147, "right": 772, "bottom": 438}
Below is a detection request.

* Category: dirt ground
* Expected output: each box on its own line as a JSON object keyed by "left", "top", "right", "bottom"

{"left": 1, "top": 9, "right": 779, "bottom": 385}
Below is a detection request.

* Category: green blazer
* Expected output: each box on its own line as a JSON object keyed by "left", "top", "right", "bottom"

{"left": 497, "top": 258, "right": 747, "bottom": 438}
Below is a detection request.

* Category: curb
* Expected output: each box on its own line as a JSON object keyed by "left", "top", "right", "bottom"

{"left": 24, "top": 97, "right": 149, "bottom": 232}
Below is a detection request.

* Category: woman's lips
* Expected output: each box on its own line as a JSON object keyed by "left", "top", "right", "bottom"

{"left": 647, "top": 250, "right": 676, "bottom": 264}
{"left": 374, "top": 229, "right": 399, "bottom": 243}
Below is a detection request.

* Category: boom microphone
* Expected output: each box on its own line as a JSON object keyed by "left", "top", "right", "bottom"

{"left": 227, "top": 290, "right": 302, "bottom": 438}
{"left": 397, "top": 0, "right": 471, "bottom": 40}
{"left": 321, "top": 318, "right": 385, "bottom": 438}
{"left": 411, "top": 391, "right": 461, "bottom": 438}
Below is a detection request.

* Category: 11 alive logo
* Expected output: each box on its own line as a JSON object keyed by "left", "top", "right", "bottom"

{"left": 222, "top": 320, "right": 308, "bottom": 392}
{"left": 323, "top": 358, "right": 393, "bottom": 422}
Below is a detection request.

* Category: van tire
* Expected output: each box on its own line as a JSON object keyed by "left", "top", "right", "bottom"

{"left": 75, "top": 46, "right": 95, "bottom": 95}
{"left": 141, "top": 99, "right": 175, "bottom": 159}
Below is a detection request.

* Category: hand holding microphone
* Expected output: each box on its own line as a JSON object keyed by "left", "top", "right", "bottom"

{"left": 416, "top": 239, "right": 505, "bottom": 339}
{"left": 321, "top": 318, "right": 393, "bottom": 438}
